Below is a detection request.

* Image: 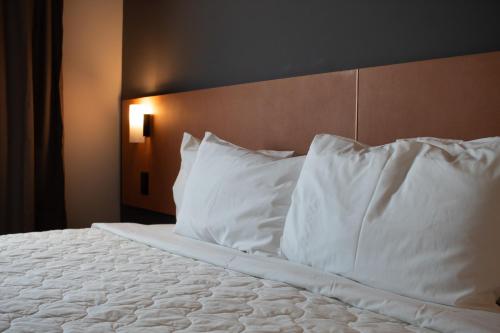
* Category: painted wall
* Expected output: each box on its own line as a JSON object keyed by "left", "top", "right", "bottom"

{"left": 62, "top": 0, "right": 123, "bottom": 228}
{"left": 122, "top": 0, "right": 500, "bottom": 99}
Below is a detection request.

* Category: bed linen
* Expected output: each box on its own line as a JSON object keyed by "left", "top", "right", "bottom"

{"left": 0, "top": 224, "right": 498, "bottom": 333}
{"left": 172, "top": 132, "right": 294, "bottom": 213}
{"left": 281, "top": 134, "right": 500, "bottom": 310}
{"left": 175, "top": 132, "right": 304, "bottom": 256}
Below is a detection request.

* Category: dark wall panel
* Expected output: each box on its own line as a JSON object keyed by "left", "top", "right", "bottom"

{"left": 122, "top": 0, "right": 500, "bottom": 99}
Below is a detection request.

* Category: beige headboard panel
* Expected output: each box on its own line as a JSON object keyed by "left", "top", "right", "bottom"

{"left": 122, "top": 51, "right": 500, "bottom": 215}
{"left": 358, "top": 51, "right": 500, "bottom": 145}
{"left": 122, "top": 70, "right": 357, "bottom": 214}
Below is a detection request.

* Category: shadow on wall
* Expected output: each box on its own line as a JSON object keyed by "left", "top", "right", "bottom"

{"left": 62, "top": 0, "right": 123, "bottom": 228}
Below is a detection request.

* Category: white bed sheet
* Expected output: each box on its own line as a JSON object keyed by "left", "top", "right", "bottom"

{"left": 0, "top": 223, "right": 498, "bottom": 333}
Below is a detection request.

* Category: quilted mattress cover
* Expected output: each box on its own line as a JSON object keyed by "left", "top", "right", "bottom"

{"left": 0, "top": 223, "right": 498, "bottom": 333}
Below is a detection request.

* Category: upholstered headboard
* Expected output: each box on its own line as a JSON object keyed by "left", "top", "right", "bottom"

{"left": 122, "top": 51, "right": 500, "bottom": 215}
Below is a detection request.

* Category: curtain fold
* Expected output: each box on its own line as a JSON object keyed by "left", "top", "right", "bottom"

{"left": 0, "top": 0, "right": 66, "bottom": 234}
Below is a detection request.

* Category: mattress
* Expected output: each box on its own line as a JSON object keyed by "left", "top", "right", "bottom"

{"left": 0, "top": 224, "right": 498, "bottom": 333}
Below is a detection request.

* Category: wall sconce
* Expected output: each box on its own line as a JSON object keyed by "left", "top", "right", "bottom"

{"left": 129, "top": 104, "right": 153, "bottom": 143}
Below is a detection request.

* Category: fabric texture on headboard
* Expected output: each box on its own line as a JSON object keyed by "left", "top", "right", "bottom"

{"left": 122, "top": 51, "right": 500, "bottom": 215}
{"left": 122, "top": 70, "right": 357, "bottom": 214}
{"left": 358, "top": 51, "right": 500, "bottom": 145}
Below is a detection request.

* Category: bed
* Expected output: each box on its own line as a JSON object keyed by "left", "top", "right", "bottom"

{"left": 2, "top": 51, "right": 500, "bottom": 333}
{"left": 2, "top": 224, "right": 498, "bottom": 333}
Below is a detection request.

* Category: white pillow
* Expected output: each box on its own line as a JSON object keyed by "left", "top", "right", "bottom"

{"left": 281, "top": 134, "right": 500, "bottom": 310}
{"left": 175, "top": 132, "right": 304, "bottom": 256}
{"left": 172, "top": 133, "right": 201, "bottom": 213}
{"left": 172, "top": 132, "right": 294, "bottom": 213}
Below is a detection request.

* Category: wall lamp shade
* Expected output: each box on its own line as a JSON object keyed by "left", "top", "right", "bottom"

{"left": 129, "top": 104, "right": 153, "bottom": 143}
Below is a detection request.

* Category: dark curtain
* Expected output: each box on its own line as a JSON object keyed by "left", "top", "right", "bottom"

{"left": 0, "top": 0, "right": 66, "bottom": 234}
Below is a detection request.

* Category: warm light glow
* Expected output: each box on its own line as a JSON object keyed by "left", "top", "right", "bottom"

{"left": 129, "top": 104, "right": 153, "bottom": 143}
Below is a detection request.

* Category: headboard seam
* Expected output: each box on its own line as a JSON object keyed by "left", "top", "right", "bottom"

{"left": 355, "top": 69, "right": 359, "bottom": 140}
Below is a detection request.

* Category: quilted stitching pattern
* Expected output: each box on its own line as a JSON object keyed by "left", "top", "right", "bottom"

{"left": 0, "top": 229, "right": 436, "bottom": 332}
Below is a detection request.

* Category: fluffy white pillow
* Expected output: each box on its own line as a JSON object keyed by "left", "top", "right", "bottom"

{"left": 175, "top": 132, "right": 304, "bottom": 256}
{"left": 281, "top": 134, "right": 500, "bottom": 310}
{"left": 172, "top": 132, "right": 293, "bottom": 213}
{"left": 172, "top": 133, "right": 201, "bottom": 213}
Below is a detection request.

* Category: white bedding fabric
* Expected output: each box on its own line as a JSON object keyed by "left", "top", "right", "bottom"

{"left": 1, "top": 224, "right": 498, "bottom": 333}
{"left": 175, "top": 132, "right": 304, "bottom": 256}
{"left": 172, "top": 132, "right": 294, "bottom": 214}
{"left": 281, "top": 134, "right": 500, "bottom": 310}
{"left": 172, "top": 132, "right": 201, "bottom": 213}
